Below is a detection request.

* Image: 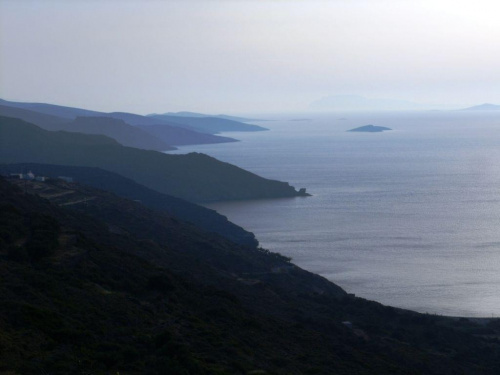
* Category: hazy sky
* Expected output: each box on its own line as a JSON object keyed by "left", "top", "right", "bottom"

{"left": 1, "top": 0, "right": 500, "bottom": 114}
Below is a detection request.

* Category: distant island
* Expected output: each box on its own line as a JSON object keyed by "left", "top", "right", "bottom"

{"left": 348, "top": 125, "right": 392, "bottom": 132}
{"left": 461, "top": 103, "right": 500, "bottom": 111}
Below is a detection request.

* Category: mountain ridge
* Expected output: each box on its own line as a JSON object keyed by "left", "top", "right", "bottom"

{"left": 149, "top": 111, "right": 262, "bottom": 122}
{"left": 0, "top": 104, "right": 176, "bottom": 151}
{"left": 0, "top": 98, "right": 266, "bottom": 132}
{"left": 461, "top": 103, "right": 500, "bottom": 111}
{"left": 148, "top": 114, "right": 268, "bottom": 134}
{"left": 0, "top": 116, "right": 307, "bottom": 202}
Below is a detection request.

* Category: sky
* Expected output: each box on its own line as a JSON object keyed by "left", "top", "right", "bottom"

{"left": 1, "top": 0, "right": 500, "bottom": 114}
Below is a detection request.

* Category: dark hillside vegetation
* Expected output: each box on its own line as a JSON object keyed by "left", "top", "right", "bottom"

{"left": 0, "top": 163, "right": 257, "bottom": 247}
{"left": 1, "top": 177, "right": 500, "bottom": 374}
{"left": 0, "top": 116, "right": 306, "bottom": 202}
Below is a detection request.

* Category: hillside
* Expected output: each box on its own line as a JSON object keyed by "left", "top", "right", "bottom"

{"left": 74, "top": 113, "right": 239, "bottom": 146}
{"left": 0, "top": 101, "right": 241, "bottom": 147}
{"left": 0, "top": 116, "right": 307, "bottom": 202}
{"left": 137, "top": 123, "right": 238, "bottom": 146}
{"left": 0, "top": 98, "right": 103, "bottom": 118}
{"left": 67, "top": 116, "right": 175, "bottom": 151}
{"left": 2, "top": 177, "right": 500, "bottom": 374}
{"left": 0, "top": 104, "right": 68, "bottom": 130}
{"left": 0, "top": 163, "right": 257, "bottom": 247}
{"left": 0, "top": 105, "right": 175, "bottom": 150}
{"left": 148, "top": 114, "right": 268, "bottom": 134}
{"left": 154, "top": 111, "right": 262, "bottom": 122}
{"left": 0, "top": 98, "right": 265, "bottom": 132}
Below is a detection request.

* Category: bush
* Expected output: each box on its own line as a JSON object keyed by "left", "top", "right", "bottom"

{"left": 25, "top": 214, "right": 60, "bottom": 260}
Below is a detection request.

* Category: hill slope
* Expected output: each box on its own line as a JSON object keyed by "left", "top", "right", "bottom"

{"left": 0, "top": 105, "right": 175, "bottom": 150}
{"left": 137, "top": 123, "right": 238, "bottom": 146}
{"left": 0, "top": 163, "right": 257, "bottom": 246}
{"left": 148, "top": 114, "right": 268, "bottom": 134}
{"left": 66, "top": 116, "right": 175, "bottom": 151}
{"left": 0, "top": 99, "right": 253, "bottom": 146}
{"left": 0, "top": 98, "right": 103, "bottom": 118}
{"left": 0, "top": 104, "right": 68, "bottom": 130}
{"left": 0, "top": 116, "right": 307, "bottom": 202}
{"left": 154, "top": 111, "right": 262, "bottom": 122}
{"left": 0, "top": 102, "right": 238, "bottom": 148}
{"left": 2, "top": 177, "right": 500, "bottom": 374}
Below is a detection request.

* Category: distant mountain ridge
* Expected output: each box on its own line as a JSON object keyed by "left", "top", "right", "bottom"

{"left": 0, "top": 98, "right": 265, "bottom": 128}
{"left": 0, "top": 104, "right": 67, "bottom": 129}
{"left": 0, "top": 98, "right": 103, "bottom": 118}
{"left": 151, "top": 111, "right": 262, "bottom": 122}
{"left": 147, "top": 114, "right": 268, "bottom": 134}
{"left": 137, "top": 124, "right": 237, "bottom": 146}
{"left": 68, "top": 116, "right": 176, "bottom": 150}
{"left": 0, "top": 99, "right": 245, "bottom": 147}
{"left": 0, "top": 105, "right": 175, "bottom": 151}
{"left": 461, "top": 103, "right": 500, "bottom": 111}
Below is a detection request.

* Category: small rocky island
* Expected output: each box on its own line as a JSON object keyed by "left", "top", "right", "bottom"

{"left": 348, "top": 124, "right": 392, "bottom": 133}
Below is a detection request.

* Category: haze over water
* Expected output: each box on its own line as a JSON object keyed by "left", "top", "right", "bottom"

{"left": 171, "top": 111, "right": 500, "bottom": 317}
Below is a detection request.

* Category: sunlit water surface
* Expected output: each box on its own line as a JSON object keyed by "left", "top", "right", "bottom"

{"left": 170, "top": 111, "right": 500, "bottom": 317}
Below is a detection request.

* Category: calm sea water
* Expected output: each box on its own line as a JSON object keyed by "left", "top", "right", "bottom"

{"left": 170, "top": 111, "right": 500, "bottom": 317}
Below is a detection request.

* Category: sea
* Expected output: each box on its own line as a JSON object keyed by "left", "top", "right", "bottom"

{"left": 169, "top": 110, "right": 500, "bottom": 317}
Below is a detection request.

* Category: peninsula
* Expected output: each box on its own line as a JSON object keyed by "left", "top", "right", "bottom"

{"left": 0, "top": 116, "right": 307, "bottom": 203}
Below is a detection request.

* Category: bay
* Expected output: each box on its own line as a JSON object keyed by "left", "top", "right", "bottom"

{"left": 169, "top": 110, "right": 500, "bottom": 317}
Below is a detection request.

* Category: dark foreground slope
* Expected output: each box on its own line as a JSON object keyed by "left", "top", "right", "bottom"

{"left": 2, "top": 177, "right": 500, "bottom": 374}
{"left": 0, "top": 117, "right": 306, "bottom": 202}
{"left": 0, "top": 163, "right": 257, "bottom": 247}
